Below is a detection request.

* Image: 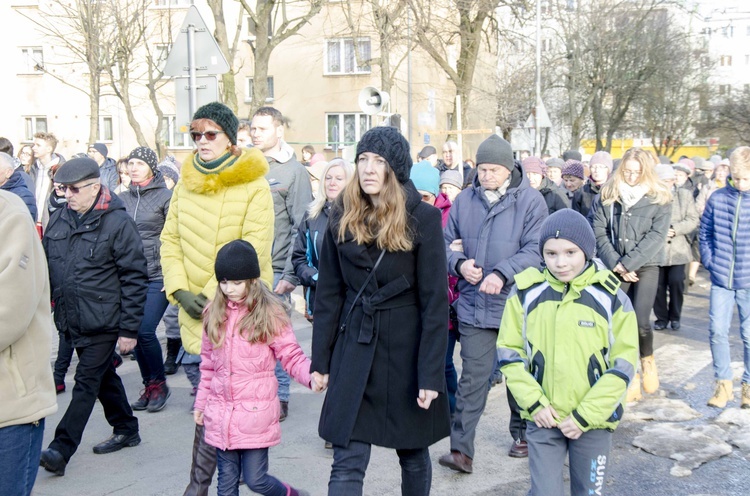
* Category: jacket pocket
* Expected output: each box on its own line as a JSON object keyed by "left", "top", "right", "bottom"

{"left": 587, "top": 350, "right": 606, "bottom": 386}
{"left": 77, "top": 286, "right": 120, "bottom": 333}
{"left": 530, "top": 350, "right": 546, "bottom": 387}
{"left": 80, "top": 233, "right": 111, "bottom": 264}
{"left": 235, "top": 400, "right": 275, "bottom": 436}
{"left": 4, "top": 345, "right": 29, "bottom": 396}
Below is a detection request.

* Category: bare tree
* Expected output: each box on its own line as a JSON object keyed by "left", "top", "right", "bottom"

{"left": 408, "top": 0, "right": 515, "bottom": 130}
{"left": 237, "top": 0, "right": 324, "bottom": 114}
{"left": 20, "top": 1, "right": 116, "bottom": 144}
{"left": 207, "top": 0, "right": 246, "bottom": 111}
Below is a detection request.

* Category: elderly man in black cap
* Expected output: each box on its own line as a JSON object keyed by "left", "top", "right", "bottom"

{"left": 39, "top": 157, "right": 148, "bottom": 476}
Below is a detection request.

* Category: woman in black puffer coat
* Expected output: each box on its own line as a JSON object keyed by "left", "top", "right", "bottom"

{"left": 120, "top": 147, "right": 173, "bottom": 413}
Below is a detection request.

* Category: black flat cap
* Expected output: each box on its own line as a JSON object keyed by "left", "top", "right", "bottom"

{"left": 54, "top": 157, "right": 101, "bottom": 184}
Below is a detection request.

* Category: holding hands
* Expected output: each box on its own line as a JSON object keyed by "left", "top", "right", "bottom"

{"left": 311, "top": 372, "right": 329, "bottom": 393}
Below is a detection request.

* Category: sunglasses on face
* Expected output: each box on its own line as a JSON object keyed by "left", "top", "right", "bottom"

{"left": 57, "top": 182, "right": 97, "bottom": 194}
{"left": 190, "top": 130, "right": 225, "bottom": 142}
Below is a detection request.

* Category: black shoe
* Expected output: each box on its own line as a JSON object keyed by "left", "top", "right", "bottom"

{"left": 279, "top": 400, "right": 289, "bottom": 422}
{"left": 92, "top": 432, "right": 141, "bottom": 454}
{"left": 147, "top": 380, "right": 171, "bottom": 413}
{"left": 131, "top": 383, "right": 153, "bottom": 411}
{"left": 164, "top": 338, "right": 182, "bottom": 375}
{"left": 671, "top": 321, "right": 681, "bottom": 330}
{"left": 653, "top": 321, "right": 668, "bottom": 330}
{"left": 40, "top": 448, "right": 67, "bottom": 476}
{"left": 164, "top": 357, "right": 179, "bottom": 375}
{"left": 112, "top": 352, "right": 123, "bottom": 369}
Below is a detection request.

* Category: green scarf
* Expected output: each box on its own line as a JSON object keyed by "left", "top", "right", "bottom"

{"left": 192, "top": 151, "right": 238, "bottom": 173}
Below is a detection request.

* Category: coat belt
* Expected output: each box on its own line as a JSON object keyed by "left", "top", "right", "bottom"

{"left": 344, "top": 276, "right": 416, "bottom": 344}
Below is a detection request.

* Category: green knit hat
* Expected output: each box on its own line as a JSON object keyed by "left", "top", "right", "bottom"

{"left": 193, "top": 102, "right": 239, "bottom": 145}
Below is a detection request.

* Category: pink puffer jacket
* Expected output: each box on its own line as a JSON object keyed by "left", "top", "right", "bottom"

{"left": 195, "top": 302, "right": 312, "bottom": 450}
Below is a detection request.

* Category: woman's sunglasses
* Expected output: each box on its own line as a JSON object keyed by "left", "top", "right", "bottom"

{"left": 190, "top": 130, "right": 225, "bottom": 142}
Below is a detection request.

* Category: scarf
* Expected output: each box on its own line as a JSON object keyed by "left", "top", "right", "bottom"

{"left": 193, "top": 151, "right": 238, "bottom": 173}
{"left": 482, "top": 178, "right": 511, "bottom": 205}
{"left": 618, "top": 182, "right": 648, "bottom": 211}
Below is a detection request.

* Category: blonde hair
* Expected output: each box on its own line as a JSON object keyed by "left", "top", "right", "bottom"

{"left": 308, "top": 158, "right": 355, "bottom": 219}
{"left": 204, "top": 279, "right": 290, "bottom": 348}
{"left": 730, "top": 146, "right": 750, "bottom": 177}
{"left": 338, "top": 163, "right": 413, "bottom": 252}
{"left": 599, "top": 148, "right": 672, "bottom": 206}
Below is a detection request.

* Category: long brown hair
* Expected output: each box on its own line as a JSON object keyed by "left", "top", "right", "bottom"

{"left": 337, "top": 162, "right": 413, "bottom": 252}
{"left": 599, "top": 148, "right": 671, "bottom": 206}
{"left": 204, "top": 279, "right": 290, "bottom": 348}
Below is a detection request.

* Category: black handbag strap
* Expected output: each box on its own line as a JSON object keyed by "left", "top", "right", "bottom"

{"left": 340, "top": 249, "right": 386, "bottom": 328}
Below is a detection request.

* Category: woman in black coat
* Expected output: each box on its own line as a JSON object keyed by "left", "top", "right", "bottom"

{"left": 311, "top": 127, "right": 450, "bottom": 496}
{"left": 119, "top": 147, "right": 173, "bottom": 413}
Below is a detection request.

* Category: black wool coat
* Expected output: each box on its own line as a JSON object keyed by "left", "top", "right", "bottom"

{"left": 311, "top": 182, "right": 451, "bottom": 449}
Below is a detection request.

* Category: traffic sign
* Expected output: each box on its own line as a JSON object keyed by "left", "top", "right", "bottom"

{"left": 163, "top": 6, "right": 230, "bottom": 77}
{"left": 175, "top": 76, "right": 219, "bottom": 130}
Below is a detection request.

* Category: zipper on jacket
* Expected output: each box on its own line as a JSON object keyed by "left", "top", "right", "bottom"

{"left": 133, "top": 186, "right": 141, "bottom": 222}
{"left": 728, "top": 193, "right": 741, "bottom": 290}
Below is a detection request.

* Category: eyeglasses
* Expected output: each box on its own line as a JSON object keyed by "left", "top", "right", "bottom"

{"left": 57, "top": 182, "right": 98, "bottom": 194}
{"left": 190, "top": 130, "right": 225, "bottom": 142}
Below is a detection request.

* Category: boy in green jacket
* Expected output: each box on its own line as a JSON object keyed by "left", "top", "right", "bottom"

{"left": 497, "top": 209, "right": 638, "bottom": 496}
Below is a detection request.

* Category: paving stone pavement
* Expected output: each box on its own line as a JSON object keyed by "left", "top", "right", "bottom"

{"left": 34, "top": 270, "right": 750, "bottom": 495}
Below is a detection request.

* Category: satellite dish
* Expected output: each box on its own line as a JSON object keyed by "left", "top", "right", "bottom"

{"left": 358, "top": 86, "right": 390, "bottom": 115}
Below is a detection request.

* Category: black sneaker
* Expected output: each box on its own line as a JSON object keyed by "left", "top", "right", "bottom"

{"left": 147, "top": 380, "right": 171, "bottom": 413}
{"left": 279, "top": 401, "right": 289, "bottom": 422}
{"left": 131, "top": 383, "right": 154, "bottom": 411}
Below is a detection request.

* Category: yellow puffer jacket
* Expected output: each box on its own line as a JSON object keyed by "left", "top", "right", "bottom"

{"left": 161, "top": 149, "right": 274, "bottom": 354}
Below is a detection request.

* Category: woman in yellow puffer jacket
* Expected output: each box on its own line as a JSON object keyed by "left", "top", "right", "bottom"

{"left": 160, "top": 102, "right": 274, "bottom": 496}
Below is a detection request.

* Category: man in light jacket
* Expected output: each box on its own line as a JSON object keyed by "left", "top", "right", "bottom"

{"left": 0, "top": 189, "right": 57, "bottom": 495}
{"left": 439, "top": 134, "right": 548, "bottom": 473}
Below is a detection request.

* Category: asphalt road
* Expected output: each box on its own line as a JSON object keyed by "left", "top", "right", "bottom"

{"left": 33, "top": 269, "right": 750, "bottom": 495}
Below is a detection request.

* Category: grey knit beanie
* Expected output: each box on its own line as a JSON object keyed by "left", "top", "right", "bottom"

{"left": 475, "top": 134, "right": 514, "bottom": 171}
{"left": 539, "top": 209, "right": 596, "bottom": 261}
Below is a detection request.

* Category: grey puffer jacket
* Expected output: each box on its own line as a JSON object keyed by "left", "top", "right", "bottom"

{"left": 120, "top": 173, "right": 172, "bottom": 281}
{"left": 592, "top": 194, "right": 671, "bottom": 271}
{"left": 663, "top": 188, "right": 699, "bottom": 266}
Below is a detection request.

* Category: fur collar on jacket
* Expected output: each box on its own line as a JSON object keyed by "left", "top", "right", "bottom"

{"left": 181, "top": 148, "right": 269, "bottom": 195}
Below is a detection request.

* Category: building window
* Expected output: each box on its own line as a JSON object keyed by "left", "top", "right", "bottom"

{"left": 541, "top": 38, "right": 553, "bottom": 52}
{"left": 325, "top": 38, "right": 371, "bottom": 75}
{"left": 161, "top": 115, "right": 190, "bottom": 148}
{"left": 23, "top": 116, "right": 47, "bottom": 141}
{"left": 246, "top": 76, "right": 274, "bottom": 102}
{"left": 326, "top": 113, "right": 371, "bottom": 149}
{"left": 19, "top": 47, "right": 43, "bottom": 74}
{"left": 540, "top": 1, "right": 550, "bottom": 15}
{"left": 720, "top": 55, "right": 732, "bottom": 66}
{"left": 99, "top": 116, "right": 113, "bottom": 142}
{"left": 721, "top": 26, "right": 734, "bottom": 38}
{"left": 153, "top": 0, "right": 192, "bottom": 6}
{"left": 719, "top": 84, "right": 731, "bottom": 96}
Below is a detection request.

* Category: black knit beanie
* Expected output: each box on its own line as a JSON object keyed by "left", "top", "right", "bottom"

{"left": 475, "top": 135, "right": 514, "bottom": 171}
{"left": 128, "top": 147, "right": 159, "bottom": 175}
{"left": 538, "top": 209, "right": 596, "bottom": 261}
{"left": 193, "top": 102, "right": 239, "bottom": 146}
{"left": 356, "top": 126, "right": 412, "bottom": 184}
{"left": 215, "top": 240, "right": 261, "bottom": 281}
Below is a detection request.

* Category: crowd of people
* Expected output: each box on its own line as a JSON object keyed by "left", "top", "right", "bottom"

{"left": 1, "top": 103, "right": 749, "bottom": 496}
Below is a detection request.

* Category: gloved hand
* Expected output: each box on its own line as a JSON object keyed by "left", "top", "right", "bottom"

{"left": 174, "top": 290, "right": 208, "bottom": 320}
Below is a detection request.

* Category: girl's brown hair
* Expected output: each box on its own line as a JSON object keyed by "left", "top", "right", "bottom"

{"left": 599, "top": 147, "right": 672, "bottom": 206}
{"left": 337, "top": 161, "right": 413, "bottom": 252}
{"left": 204, "top": 279, "right": 290, "bottom": 348}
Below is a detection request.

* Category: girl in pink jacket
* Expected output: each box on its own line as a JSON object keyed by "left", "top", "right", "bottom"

{"left": 194, "top": 240, "right": 317, "bottom": 496}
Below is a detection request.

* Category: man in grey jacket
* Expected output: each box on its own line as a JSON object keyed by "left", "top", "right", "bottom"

{"left": 250, "top": 106, "right": 313, "bottom": 421}
{"left": 439, "top": 135, "right": 548, "bottom": 473}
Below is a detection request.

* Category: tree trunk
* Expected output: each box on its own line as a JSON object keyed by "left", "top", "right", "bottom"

{"left": 207, "top": 0, "right": 237, "bottom": 111}
{"left": 88, "top": 76, "right": 100, "bottom": 145}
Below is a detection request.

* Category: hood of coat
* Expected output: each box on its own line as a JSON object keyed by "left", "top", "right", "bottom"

{"left": 0, "top": 169, "right": 27, "bottom": 191}
{"left": 434, "top": 191, "right": 451, "bottom": 212}
{"left": 181, "top": 147, "right": 269, "bottom": 195}
{"left": 265, "top": 140, "right": 296, "bottom": 165}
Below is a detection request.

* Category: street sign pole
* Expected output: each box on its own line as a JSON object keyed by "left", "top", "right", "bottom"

{"left": 187, "top": 23, "right": 197, "bottom": 121}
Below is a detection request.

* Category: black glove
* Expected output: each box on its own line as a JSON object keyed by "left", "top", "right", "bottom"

{"left": 174, "top": 290, "right": 208, "bottom": 320}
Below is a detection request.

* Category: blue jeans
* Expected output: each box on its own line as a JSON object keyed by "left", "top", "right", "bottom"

{"left": 329, "top": 440, "right": 431, "bottom": 496}
{"left": 0, "top": 419, "right": 44, "bottom": 496}
{"left": 709, "top": 286, "right": 750, "bottom": 383}
{"left": 273, "top": 272, "right": 291, "bottom": 402}
{"left": 134, "top": 280, "right": 168, "bottom": 383}
{"left": 216, "top": 447, "right": 286, "bottom": 496}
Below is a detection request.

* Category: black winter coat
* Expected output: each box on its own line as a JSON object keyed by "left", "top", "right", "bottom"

{"left": 572, "top": 181, "right": 602, "bottom": 219}
{"left": 43, "top": 188, "right": 148, "bottom": 346}
{"left": 290, "top": 202, "right": 330, "bottom": 315}
{"left": 1, "top": 169, "right": 37, "bottom": 220}
{"left": 538, "top": 176, "right": 569, "bottom": 214}
{"left": 311, "top": 182, "right": 451, "bottom": 449}
{"left": 119, "top": 173, "right": 172, "bottom": 281}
